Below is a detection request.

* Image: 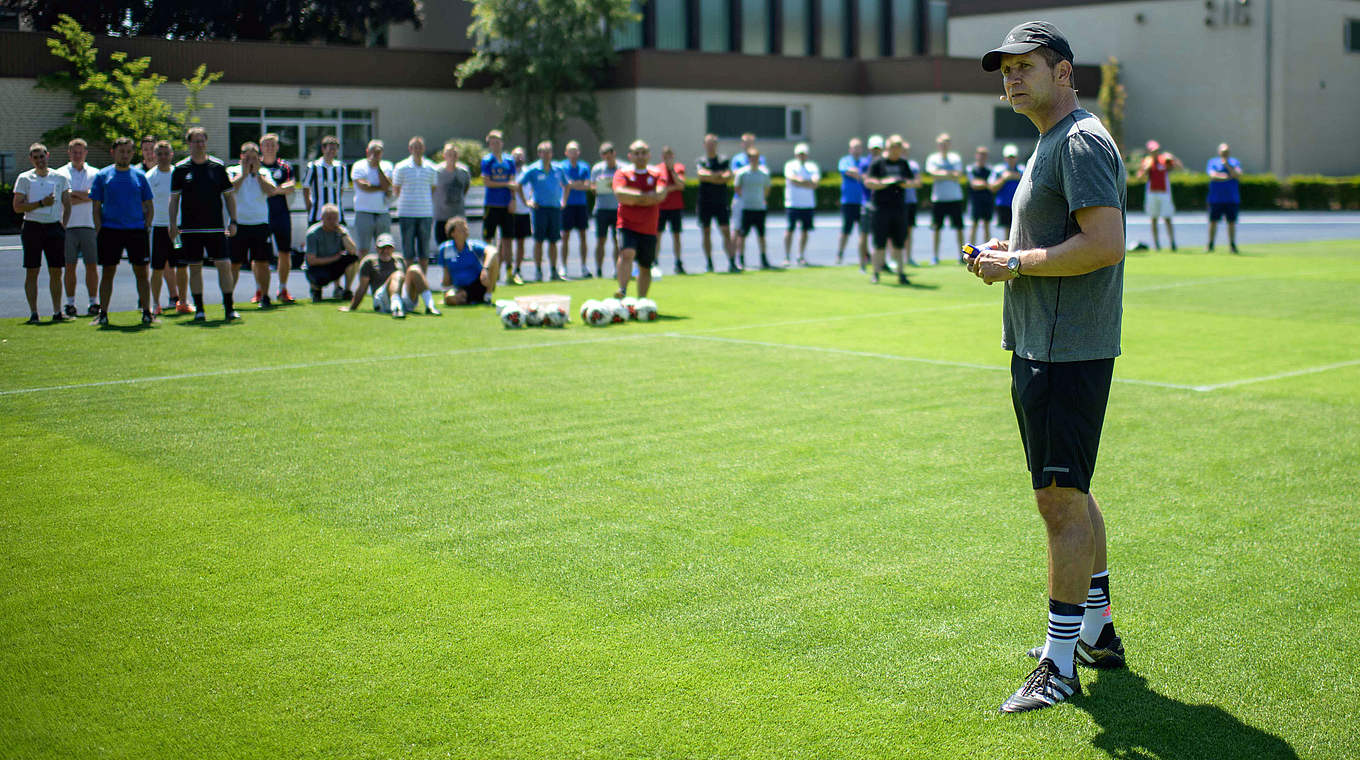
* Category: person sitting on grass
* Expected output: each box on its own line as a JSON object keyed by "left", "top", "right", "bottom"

{"left": 438, "top": 217, "right": 501, "bottom": 306}
{"left": 304, "top": 204, "right": 358, "bottom": 302}
{"left": 338, "top": 233, "right": 436, "bottom": 318}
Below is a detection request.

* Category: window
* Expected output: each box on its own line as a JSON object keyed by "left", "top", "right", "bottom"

{"left": 655, "top": 0, "right": 687, "bottom": 50}
{"left": 1348, "top": 19, "right": 1360, "bottom": 53}
{"left": 707, "top": 104, "right": 807, "bottom": 140}
{"left": 782, "top": 0, "right": 810, "bottom": 56}
{"left": 227, "top": 107, "right": 374, "bottom": 163}
{"left": 858, "top": 0, "right": 884, "bottom": 58}
{"left": 926, "top": 0, "right": 947, "bottom": 55}
{"left": 891, "top": 0, "right": 917, "bottom": 57}
{"left": 742, "top": 0, "right": 770, "bottom": 54}
{"left": 821, "top": 0, "right": 848, "bottom": 58}
{"left": 994, "top": 107, "right": 1038, "bottom": 140}
{"left": 613, "top": 0, "right": 644, "bottom": 50}
{"left": 700, "top": 0, "right": 731, "bottom": 51}
{"left": 0, "top": 10, "right": 21, "bottom": 30}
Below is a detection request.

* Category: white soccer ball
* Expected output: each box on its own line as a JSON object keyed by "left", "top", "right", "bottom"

{"left": 583, "top": 300, "right": 612, "bottom": 327}
{"left": 621, "top": 297, "right": 640, "bottom": 320}
{"left": 601, "top": 298, "right": 628, "bottom": 324}
{"left": 635, "top": 298, "right": 659, "bottom": 322}
{"left": 543, "top": 305, "right": 568, "bottom": 328}
{"left": 494, "top": 299, "right": 517, "bottom": 316}
{"left": 524, "top": 304, "right": 544, "bottom": 327}
{"left": 499, "top": 304, "right": 525, "bottom": 328}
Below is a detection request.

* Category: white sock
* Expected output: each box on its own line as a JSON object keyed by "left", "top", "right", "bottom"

{"left": 66, "top": 296, "right": 75, "bottom": 307}
{"left": 1079, "top": 570, "right": 1113, "bottom": 646}
{"left": 421, "top": 290, "right": 436, "bottom": 309}
{"left": 1040, "top": 599, "right": 1084, "bottom": 678}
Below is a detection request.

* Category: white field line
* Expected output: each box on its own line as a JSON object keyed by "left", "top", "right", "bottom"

{"left": 1190, "top": 358, "right": 1360, "bottom": 392}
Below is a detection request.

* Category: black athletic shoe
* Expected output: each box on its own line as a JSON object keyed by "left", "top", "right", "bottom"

{"left": 87, "top": 303, "right": 101, "bottom": 317}
{"left": 581, "top": 270, "right": 594, "bottom": 279}
{"left": 1027, "top": 634, "right": 1126, "bottom": 670}
{"left": 1230, "top": 243, "right": 1239, "bottom": 254}
{"left": 225, "top": 309, "right": 241, "bottom": 321}
{"left": 141, "top": 310, "right": 154, "bottom": 326}
{"left": 1207, "top": 243, "right": 1215, "bottom": 252}
{"left": 311, "top": 287, "right": 323, "bottom": 303}
{"left": 94, "top": 313, "right": 109, "bottom": 328}
{"left": 260, "top": 294, "right": 272, "bottom": 309}
{"left": 26, "top": 313, "right": 41, "bottom": 325}
{"left": 341, "top": 289, "right": 353, "bottom": 302}
{"left": 52, "top": 312, "right": 73, "bottom": 323}
{"left": 1000, "top": 659, "right": 1080, "bottom": 714}
{"left": 675, "top": 261, "right": 686, "bottom": 275}
{"left": 898, "top": 272, "right": 910, "bottom": 285}
{"left": 63, "top": 303, "right": 78, "bottom": 318}
{"left": 1171, "top": 242, "right": 1178, "bottom": 252}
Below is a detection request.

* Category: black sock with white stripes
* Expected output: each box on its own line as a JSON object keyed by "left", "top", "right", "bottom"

{"left": 1079, "top": 570, "right": 1115, "bottom": 647}
{"left": 1040, "top": 599, "right": 1084, "bottom": 678}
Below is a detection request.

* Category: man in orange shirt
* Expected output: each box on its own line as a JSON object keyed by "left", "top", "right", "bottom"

{"left": 655, "top": 146, "right": 687, "bottom": 274}
{"left": 611, "top": 140, "right": 668, "bottom": 299}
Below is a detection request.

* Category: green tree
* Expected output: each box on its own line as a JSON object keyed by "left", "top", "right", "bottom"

{"left": 1098, "top": 56, "right": 1127, "bottom": 155}
{"left": 34, "top": 14, "right": 223, "bottom": 151}
{"left": 458, "top": 0, "right": 637, "bottom": 148}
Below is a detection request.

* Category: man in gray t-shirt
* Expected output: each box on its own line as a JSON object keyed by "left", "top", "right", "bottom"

{"left": 434, "top": 143, "right": 471, "bottom": 245}
{"left": 303, "top": 203, "right": 359, "bottom": 301}
{"left": 971, "top": 21, "right": 1128, "bottom": 715}
{"left": 732, "top": 151, "right": 772, "bottom": 270}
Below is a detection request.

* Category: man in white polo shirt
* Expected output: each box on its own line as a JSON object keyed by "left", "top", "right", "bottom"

{"left": 350, "top": 139, "right": 393, "bottom": 299}
{"left": 57, "top": 137, "right": 100, "bottom": 317}
{"left": 782, "top": 142, "right": 820, "bottom": 267}
{"left": 228, "top": 141, "right": 281, "bottom": 309}
{"left": 393, "top": 135, "right": 438, "bottom": 272}
{"left": 14, "top": 142, "right": 72, "bottom": 324}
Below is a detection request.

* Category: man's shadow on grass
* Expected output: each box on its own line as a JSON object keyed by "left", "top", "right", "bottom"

{"left": 1076, "top": 670, "right": 1297, "bottom": 760}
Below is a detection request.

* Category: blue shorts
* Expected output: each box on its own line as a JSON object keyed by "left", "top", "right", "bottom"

{"left": 787, "top": 208, "right": 814, "bottom": 231}
{"left": 841, "top": 204, "right": 862, "bottom": 235}
{"left": 594, "top": 209, "right": 617, "bottom": 238}
{"left": 562, "top": 204, "right": 589, "bottom": 231}
{"left": 532, "top": 207, "right": 563, "bottom": 242}
{"left": 1209, "top": 203, "right": 1239, "bottom": 222}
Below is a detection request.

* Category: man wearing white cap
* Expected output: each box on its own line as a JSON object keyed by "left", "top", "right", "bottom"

{"left": 339, "top": 232, "right": 434, "bottom": 318}
{"left": 1134, "top": 139, "right": 1180, "bottom": 251}
{"left": 989, "top": 144, "right": 1026, "bottom": 241}
{"left": 783, "top": 142, "right": 820, "bottom": 267}
{"left": 860, "top": 135, "right": 885, "bottom": 272}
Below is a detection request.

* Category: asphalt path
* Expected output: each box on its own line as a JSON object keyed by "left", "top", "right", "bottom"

{"left": 2, "top": 210, "right": 1357, "bottom": 318}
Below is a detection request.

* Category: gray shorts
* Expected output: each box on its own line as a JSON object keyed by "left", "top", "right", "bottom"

{"left": 65, "top": 227, "right": 97, "bottom": 264}
{"left": 373, "top": 288, "right": 416, "bottom": 314}
{"left": 353, "top": 211, "right": 391, "bottom": 251}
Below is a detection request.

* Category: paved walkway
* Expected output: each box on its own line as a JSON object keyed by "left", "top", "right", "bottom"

{"left": 2, "top": 210, "right": 1357, "bottom": 318}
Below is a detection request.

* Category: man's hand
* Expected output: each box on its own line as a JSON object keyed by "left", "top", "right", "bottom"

{"left": 969, "top": 247, "right": 1017, "bottom": 285}
{"left": 227, "top": 221, "right": 237, "bottom": 238}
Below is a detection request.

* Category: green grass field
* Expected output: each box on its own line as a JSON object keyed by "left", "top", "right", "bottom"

{"left": 2, "top": 240, "right": 1357, "bottom": 759}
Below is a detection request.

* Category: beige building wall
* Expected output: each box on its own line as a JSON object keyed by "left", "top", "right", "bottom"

{"left": 948, "top": 0, "right": 1360, "bottom": 175}
{"left": 861, "top": 92, "right": 1052, "bottom": 164}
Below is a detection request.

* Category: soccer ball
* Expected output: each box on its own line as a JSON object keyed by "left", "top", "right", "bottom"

{"left": 543, "top": 305, "right": 568, "bottom": 328}
{"left": 494, "top": 299, "right": 517, "bottom": 315}
{"left": 635, "top": 298, "right": 658, "bottom": 322}
{"left": 621, "top": 297, "right": 640, "bottom": 320}
{"left": 584, "top": 300, "right": 612, "bottom": 327}
{"left": 499, "top": 304, "right": 525, "bottom": 328}
{"left": 601, "top": 298, "right": 628, "bottom": 324}
{"left": 524, "top": 304, "right": 545, "bottom": 327}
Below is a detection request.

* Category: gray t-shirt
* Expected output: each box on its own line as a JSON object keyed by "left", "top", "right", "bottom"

{"left": 433, "top": 161, "right": 471, "bottom": 220}
{"left": 1003, "top": 108, "right": 1126, "bottom": 362}
{"left": 734, "top": 166, "right": 771, "bottom": 211}
{"left": 305, "top": 223, "right": 348, "bottom": 257}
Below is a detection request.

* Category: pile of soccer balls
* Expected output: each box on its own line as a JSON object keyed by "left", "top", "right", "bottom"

{"left": 496, "top": 300, "right": 569, "bottom": 329}
{"left": 579, "top": 297, "right": 659, "bottom": 327}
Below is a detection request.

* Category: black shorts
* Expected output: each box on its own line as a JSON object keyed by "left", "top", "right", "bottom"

{"left": 483, "top": 206, "right": 513, "bottom": 241}
{"left": 98, "top": 227, "right": 150, "bottom": 267}
{"left": 658, "top": 208, "right": 682, "bottom": 234}
{"left": 996, "top": 205, "right": 1013, "bottom": 229}
{"left": 787, "top": 208, "right": 815, "bottom": 232}
{"left": 180, "top": 232, "right": 227, "bottom": 263}
{"left": 512, "top": 214, "right": 532, "bottom": 240}
{"left": 620, "top": 228, "right": 658, "bottom": 268}
{"left": 268, "top": 212, "right": 292, "bottom": 252}
{"left": 931, "top": 200, "right": 965, "bottom": 230}
{"left": 1011, "top": 354, "right": 1115, "bottom": 494}
{"left": 970, "top": 196, "right": 995, "bottom": 222}
{"left": 841, "top": 204, "right": 862, "bottom": 235}
{"left": 594, "top": 209, "right": 618, "bottom": 238}
{"left": 232, "top": 224, "right": 275, "bottom": 264}
{"left": 21, "top": 221, "right": 65, "bottom": 269}
{"left": 1209, "top": 203, "right": 1239, "bottom": 223}
{"left": 873, "top": 205, "right": 909, "bottom": 249}
{"left": 698, "top": 202, "right": 730, "bottom": 229}
{"left": 151, "top": 227, "right": 175, "bottom": 269}
{"left": 739, "top": 209, "right": 766, "bottom": 237}
{"left": 460, "top": 277, "right": 488, "bottom": 305}
{"left": 905, "top": 203, "right": 918, "bottom": 228}
{"left": 562, "top": 205, "right": 589, "bottom": 232}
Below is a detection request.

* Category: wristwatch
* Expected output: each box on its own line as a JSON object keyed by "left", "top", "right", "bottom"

{"left": 1006, "top": 256, "right": 1021, "bottom": 276}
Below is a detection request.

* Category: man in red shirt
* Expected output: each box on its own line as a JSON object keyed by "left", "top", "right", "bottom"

{"left": 655, "top": 146, "right": 687, "bottom": 274}
{"left": 1135, "top": 139, "right": 1181, "bottom": 251}
{"left": 612, "top": 140, "right": 668, "bottom": 299}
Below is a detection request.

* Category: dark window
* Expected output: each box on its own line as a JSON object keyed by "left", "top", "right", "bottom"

{"left": 742, "top": 0, "right": 770, "bottom": 54}
{"left": 708, "top": 104, "right": 786, "bottom": 139}
{"left": 700, "top": 0, "right": 731, "bottom": 51}
{"left": 614, "top": 0, "right": 644, "bottom": 50}
{"left": 926, "top": 0, "right": 947, "bottom": 55}
{"left": 782, "top": 0, "right": 810, "bottom": 55}
{"left": 821, "top": 0, "right": 848, "bottom": 57}
{"left": 890, "top": 0, "right": 916, "bottom": 56}
{"left": 858, "top": 0, "right": 884, "bottom": 57}
{"left": 0, "top": 10, "right": 21, "bottom": 30}
{"left": 1347, "top": 19, "right": 1360, "bottom": 53}
{"left": 656, "top": 0, "right": 687, "bottom": 49}
{"left": 994, "top": 107, "right": 1038, "bottom": 140}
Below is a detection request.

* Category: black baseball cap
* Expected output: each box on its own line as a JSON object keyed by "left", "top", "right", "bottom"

{"left": 982, "top": 21, "right": 1074, "bottom": 72}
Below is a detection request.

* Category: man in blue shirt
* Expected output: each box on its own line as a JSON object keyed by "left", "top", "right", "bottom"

{"left": 1205, "top": 142, "right": 1242, "bottom": 253}
{"left": 438, "top": 217, "right": 501, "bottom": 306}
{"left": 518, "top": 140, "right": 570, "bottom": 281}
{"left": 479, "top": 129, "right": 518, "bottom": 278}
{"left": 837, "top": 138, "right": 866, "bottom": 267}
{"left": 558, "top": 141, "right": 593, "bottom": 278}
{"left": 89, "top": 136, "right": 155, "bottom": 327}
{"left": 988, "top": 144, "right": 1026, "bottom": 242}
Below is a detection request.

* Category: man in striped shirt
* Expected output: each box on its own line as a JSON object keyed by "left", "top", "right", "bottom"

{"left": 304, "top": 135, "right": 347, "bottom": 226}
{"left": 393, "top": 135, "right": 438, "bottom": 273}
